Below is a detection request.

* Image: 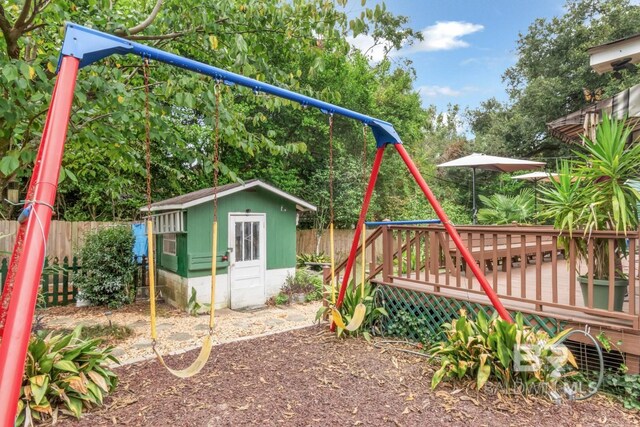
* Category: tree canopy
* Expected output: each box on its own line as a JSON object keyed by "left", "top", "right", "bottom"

{"left": 469, "top": 0, "right": 640, "bottom": 159}
{"left": 0, "top": 0, "right": 432, "bottom": 225}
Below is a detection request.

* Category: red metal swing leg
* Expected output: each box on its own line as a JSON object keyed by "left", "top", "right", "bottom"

{"left": 394, "top": 143, "right": 512, "bottom": 323}
{"left": 332, "top": 146, "right": 386, "bottom": 330}
{"left": 0, "top": 55, "right": 80, "bottom": 425}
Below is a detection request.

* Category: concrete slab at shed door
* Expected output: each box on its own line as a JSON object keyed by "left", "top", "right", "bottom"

{"left": 228, "top": 213, "right": 266, "bottom": 309}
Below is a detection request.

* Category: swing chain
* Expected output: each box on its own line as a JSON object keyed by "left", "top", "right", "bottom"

{"left": 362, "top": 124, "right": 367, "bottom": 189}
{"left": 143, "top": 58, "right": 152, "bottom": 215}
{"left": 328, "top": 114, "right": 334, "bottom": 225}
{"left": 213, "top": 81, "right": 221, "bottom": 222}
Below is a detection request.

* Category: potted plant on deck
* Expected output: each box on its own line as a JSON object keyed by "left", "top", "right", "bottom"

{"left": 539, "top": 113, "right": 640, "bottom": 311}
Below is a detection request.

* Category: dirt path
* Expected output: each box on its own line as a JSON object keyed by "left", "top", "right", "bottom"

{"left": 40, "top": 301, "right": 319, "bottom": 364}
{"left": 67, "top": 326, "right": 638, "bottom": 427}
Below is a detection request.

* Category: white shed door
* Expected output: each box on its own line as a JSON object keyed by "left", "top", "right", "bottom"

{"left": 228, "top": 214, "right": 266, "bottom": 309}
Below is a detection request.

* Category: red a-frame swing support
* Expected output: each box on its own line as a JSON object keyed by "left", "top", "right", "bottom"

{"left": 0, "top": 23, "right": 511, "bottom": 424}
{"left": 332, "top": 144, "right": 513, "bottom": 326}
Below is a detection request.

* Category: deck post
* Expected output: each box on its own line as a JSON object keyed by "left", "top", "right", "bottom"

{"left": 382, "top": 225, "right": 393, "bottom": 282}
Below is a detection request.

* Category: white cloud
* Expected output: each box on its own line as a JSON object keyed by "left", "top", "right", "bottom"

{"left": 408, "top": 21, "right": 484, "bottom": 53}
{"left": 418, "top": 85, "right": 463, "bottom": 98}
{"left": 345, "top": 34, "right": 394, "bottom": 63}
{"left": 346, "top": 20, "right": 483, "bottom": 61}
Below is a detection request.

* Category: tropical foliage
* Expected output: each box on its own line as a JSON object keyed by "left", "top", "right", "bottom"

{"left": 429, "top": 311, "right": 578, "bottom": 392}
{"left": 16, "top": 327, "right": 118, "bottom": 424}
{"left": 0, "top": 0, "right": 442, "bottom": 227}
{"left": 539, "top": 114, "right": 640, "bottom": 279}
{"left": 477, "top": 189, "right": 534, "bottom": 225}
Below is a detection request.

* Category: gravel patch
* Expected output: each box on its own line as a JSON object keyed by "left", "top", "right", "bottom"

{"left": 39, "top": 302, "right": 320, "bottom": 364}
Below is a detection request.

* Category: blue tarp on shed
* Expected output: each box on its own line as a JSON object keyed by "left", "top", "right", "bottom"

{"left": 132, "top": 223, "right": 148, "bottom": 263}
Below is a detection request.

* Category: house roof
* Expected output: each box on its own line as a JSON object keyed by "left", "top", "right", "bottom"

{"left": 141, "top": 179, "right": 317, "bottom": 212}
{"left": 547, "top": 83, "right": 640, "bottom": 142}
{"left": 588, "top": 33, "right": 640, "bottom": 74}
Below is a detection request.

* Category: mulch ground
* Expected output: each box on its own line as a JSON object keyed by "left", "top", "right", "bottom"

{"left": 69, "top": 325, "right": 638, "bottom": 427}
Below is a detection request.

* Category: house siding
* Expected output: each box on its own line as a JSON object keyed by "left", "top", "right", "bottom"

{"left": 173, "top": 187, "right": 297, "bottom": 278}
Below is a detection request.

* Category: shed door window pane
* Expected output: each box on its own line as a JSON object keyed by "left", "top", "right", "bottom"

{"left": 235, "top": 223, "right": 243, "bottom": 262}
{"left": 234, "top": 220, "right": 261, "bottom": 262}
{"left": 252, "top": 222, "right": 260, "bottom": 260}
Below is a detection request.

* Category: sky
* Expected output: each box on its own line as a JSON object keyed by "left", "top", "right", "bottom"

{"left": 341, "top": 0, "right": 566, "bottom": 114}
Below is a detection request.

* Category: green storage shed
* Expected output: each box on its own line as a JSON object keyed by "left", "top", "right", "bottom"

{"left": 143, "top": 179, "right": 316, "bottom": 310}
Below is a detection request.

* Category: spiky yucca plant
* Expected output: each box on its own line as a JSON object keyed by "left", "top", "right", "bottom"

{"left": 539, "top": 113, "right": 640, "bottom": 279}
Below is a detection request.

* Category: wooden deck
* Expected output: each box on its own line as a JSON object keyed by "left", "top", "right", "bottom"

{"left": 327, "top": 224, "right": 640, "bottom": 369}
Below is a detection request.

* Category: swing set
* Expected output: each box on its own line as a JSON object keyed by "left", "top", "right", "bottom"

{"left": 0, "top": 23, "right": 512, "bottom": 423}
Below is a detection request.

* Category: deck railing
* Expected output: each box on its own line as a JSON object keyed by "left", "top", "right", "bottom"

{"left": 327, "top": 224, "right": 640, "bottom": 330}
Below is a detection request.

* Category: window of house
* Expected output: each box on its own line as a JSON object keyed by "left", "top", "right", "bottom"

{"left": 152, "top": 211, "right": 185, "bottom": 234}
{"left": 162, "top": 233, "right": 177, "bottom": 256}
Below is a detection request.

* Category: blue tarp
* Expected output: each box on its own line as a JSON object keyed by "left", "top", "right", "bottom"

{"left": 132, "top": 223, "right": 148, "bottom": 263}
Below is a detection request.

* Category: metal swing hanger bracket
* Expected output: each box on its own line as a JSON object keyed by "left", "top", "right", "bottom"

{"left": 58, "top": 22, "right": 402, "bottom": 148}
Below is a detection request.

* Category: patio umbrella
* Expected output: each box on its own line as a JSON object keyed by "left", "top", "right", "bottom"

{"left": 512, "top": 171, "right": 559, "bottom": 220}
{"left": 437, "top": 153, "right": 545, "bottom": 224}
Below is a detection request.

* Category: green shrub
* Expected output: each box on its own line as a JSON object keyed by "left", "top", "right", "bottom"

{"left": 596, "top": 333, "right": 640, "bottom": 410}
{"left": 282, "top": 269, "right": 323, "bottom": 301}
{"left": 384, "top": 310, "right": 434, "bottom": 345}
{"left": 75, "top": 226, "right": 136, "bottom": 308}
{"left": 16, "top": 327, "right": 118, "bottom": 424}
{"left": 430, "top": 311, "right": 577, "bottom": 392}
{"left": 601, "top": 370, "right": 640, "bottom": 410}
{"left": 274, "top": 293, "right": 289, "bottom": 305}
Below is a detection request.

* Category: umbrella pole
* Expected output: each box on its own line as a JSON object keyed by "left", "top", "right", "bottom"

{"left": 472, "top": 167, "right": 477, "bottom": 224}
{"left": 534, "top": 179, "right": 538, "bottom": 224}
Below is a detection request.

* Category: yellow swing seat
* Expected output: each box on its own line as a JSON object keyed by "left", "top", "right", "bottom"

{"left": 146, "top": 220, "right": 219, "bottom": 378}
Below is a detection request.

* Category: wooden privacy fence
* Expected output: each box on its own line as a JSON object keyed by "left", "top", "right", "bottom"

{"left": 296, "top": 228, "right": 376, "bottom": 262}
{"left": 0, "top": 221, "right": 126, "bottom": 260}
{"left": 0, "top": 256, "right": 149, "bottom": 307}
{"left": 1, "top": 222, "right": 355, "bottom": 260}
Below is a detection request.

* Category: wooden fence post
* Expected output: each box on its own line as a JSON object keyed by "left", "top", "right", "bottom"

{"left": 72, "top": 256, "right": 80, "bottom": 300}
{"left": 52, "top": 257, "right": 60, "bottom": 305}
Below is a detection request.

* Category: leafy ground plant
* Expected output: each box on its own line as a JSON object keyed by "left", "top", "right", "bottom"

{"left": 596, "top": 332, "right": 640, "bottom": 410}
{"left": 281, "top": 269, "right": 323, "bottom": 303}
{"left": 384, "top": 309, "right": 434, "bottom": 345}
{"left": 317, "top": 281, "right": 388, "bottom": 341}
{"left": 16, "top": 326, "right": 118, "bottom": 424}
{"left": 429, "top": 310, "right": 577, "bottom": 393}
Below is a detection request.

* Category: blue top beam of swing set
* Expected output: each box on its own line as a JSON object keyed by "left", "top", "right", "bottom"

{"left": 364, "top": 219, "right": 441, "bottom": 227}
{"left": 58, "top": 23, "right": 402, "bottom": 148}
